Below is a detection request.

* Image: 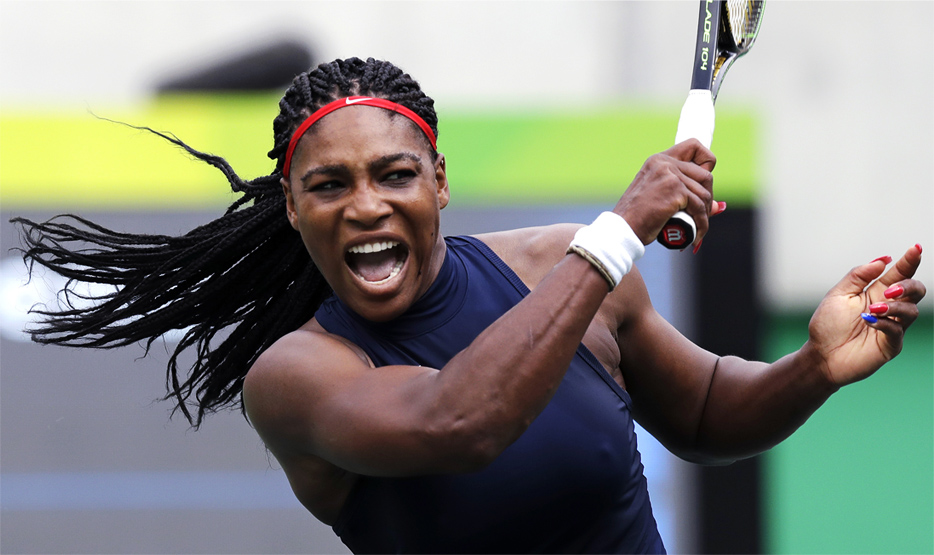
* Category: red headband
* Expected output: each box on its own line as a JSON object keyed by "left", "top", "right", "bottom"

{"left": 282, "top": 96, "right": 438, "bottom": 179}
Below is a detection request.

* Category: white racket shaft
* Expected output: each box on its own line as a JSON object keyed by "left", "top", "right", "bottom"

{"left": 660, "top": 89, "right": 715, "bottom": 248}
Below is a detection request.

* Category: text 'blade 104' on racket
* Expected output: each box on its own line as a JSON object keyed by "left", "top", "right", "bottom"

{"left": 657, "top": 0, "right": 766, "bottom": 250}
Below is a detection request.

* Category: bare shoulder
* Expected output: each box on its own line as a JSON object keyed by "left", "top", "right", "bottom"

{"left": 242, "top": 320, "right": 451, "bottom": 478}
{"left": 472, "top": 224, "right": 653, "bottom": 324}
{"left": 473, "top": 223, "right": 584, "bottom": 289}
{"left": 246, "top": 322, "right": 369, "bottom": 390}
{"left": 242, "top": 323, "right": 370, "bottom": 454}
{"left": 242, "top": 323, "right": 372, "bottom": 523}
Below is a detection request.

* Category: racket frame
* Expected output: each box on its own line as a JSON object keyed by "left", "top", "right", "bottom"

{"left": 657, "top": 0, "right": 765, "bottom": 250}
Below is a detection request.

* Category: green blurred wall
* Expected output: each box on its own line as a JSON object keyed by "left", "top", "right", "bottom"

{"left": 764, "top": 313, "right": 934, "bottom": 554}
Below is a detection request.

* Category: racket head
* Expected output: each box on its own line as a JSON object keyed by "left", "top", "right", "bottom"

{"left": 710, "top": 0, "right": 766, "bottom": 100}
{"left": 724, "top": 0, "right": 766, "bottom": 55}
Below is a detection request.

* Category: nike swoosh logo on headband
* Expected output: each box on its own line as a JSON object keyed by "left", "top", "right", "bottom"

{"left": 283, "top": 96, "right": 437, "bottom": 178}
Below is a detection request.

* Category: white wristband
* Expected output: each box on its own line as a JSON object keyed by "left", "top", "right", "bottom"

{"left": 567, "top": 212, "right": 645, "bottom": 290}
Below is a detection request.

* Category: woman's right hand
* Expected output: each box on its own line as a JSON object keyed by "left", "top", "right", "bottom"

{"left": 612, "top": 139, "right": 718, "bottom": 248}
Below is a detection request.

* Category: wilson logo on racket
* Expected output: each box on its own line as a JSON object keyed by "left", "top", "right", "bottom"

{"left": 663, "top": 226, "right": 688, "bottom": 247}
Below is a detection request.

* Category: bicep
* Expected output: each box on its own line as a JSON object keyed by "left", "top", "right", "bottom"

{"left": 614, "top": 275, "right": 719, "bottom": 460}
{"left": 243, "top": 331, "right": 477, "bottom": 477}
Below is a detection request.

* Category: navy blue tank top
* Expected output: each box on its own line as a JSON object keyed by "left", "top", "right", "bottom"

{"left": 315, "top": 236, "right": 665, "bottom": 554}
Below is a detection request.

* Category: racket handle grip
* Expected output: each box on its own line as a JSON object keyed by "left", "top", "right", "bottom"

{"left": 674, "top": 89, "right": 715, "bottom": 148}
{"left": 658, "top": 210, "right": 696, "bottom": 249}
{"left": 658, "top": 89, "right": 715, "bottom": 249}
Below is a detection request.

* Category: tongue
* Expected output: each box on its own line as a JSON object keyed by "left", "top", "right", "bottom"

{"left": 349, "top": 250, "right": 399, "bottom": 282}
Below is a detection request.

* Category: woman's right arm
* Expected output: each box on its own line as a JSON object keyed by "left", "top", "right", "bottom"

{"left": 243, "top": 251, "right": 610, "bottom": 477}
{"left": 243, "top": 139, "right": 716, "bottom": 477}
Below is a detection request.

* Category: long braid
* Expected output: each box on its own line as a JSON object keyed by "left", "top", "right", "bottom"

{"left": 13, "top": 57, "right": 439, "bottom": 426}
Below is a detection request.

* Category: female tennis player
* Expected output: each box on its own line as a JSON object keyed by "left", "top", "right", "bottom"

{"left": 15, "top": 58, "right": 925, "bottom": 553}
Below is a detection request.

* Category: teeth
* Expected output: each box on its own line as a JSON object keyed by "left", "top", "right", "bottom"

{"left": 348, "top": 241, "right": 399, "bottom": 254}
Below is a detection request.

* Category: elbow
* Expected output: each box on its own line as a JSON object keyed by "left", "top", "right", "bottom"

{"left": 422, "top": 409, "right": 523, "bottom": 473}
{"left": 676, "top": 448, "right": 742, "bottom": 466}
{"left": 655, "top": 437, "right": 734, "bottom": 466}
{"left": 443, "top": 438, "right": 502, "bottom": 473}
{"left": 675, "top": 433, "right": 766, "bottom": 466}
{"left": 652, "top": 424, "right": 752, "bottom": 466}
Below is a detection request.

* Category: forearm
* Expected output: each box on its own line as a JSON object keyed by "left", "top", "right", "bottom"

{"left": 428, "top": 253, "right": 610, "bottom": 460}
{"left": 692, "top": 341, "right": 839, "bottom": 463}
{"left": 250, "top": 244, "right": 626, "bottom": 478}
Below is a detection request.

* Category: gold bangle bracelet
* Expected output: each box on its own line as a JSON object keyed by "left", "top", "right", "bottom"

{"left": 566, "top": 245, "right": 615, "bottom": 290}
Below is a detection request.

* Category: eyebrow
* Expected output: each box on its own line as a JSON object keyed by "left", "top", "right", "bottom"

{"left": 298, "top": 152, "right": 424, "bottom": 185}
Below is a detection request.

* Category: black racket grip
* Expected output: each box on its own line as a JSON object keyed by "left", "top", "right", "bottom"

{"left": 657, "top": 210, "right": 696, "bottom": 249}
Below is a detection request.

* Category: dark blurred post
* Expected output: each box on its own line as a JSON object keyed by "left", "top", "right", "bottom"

{"left": 693, "top": 207, "right": 764, "bottom": 554}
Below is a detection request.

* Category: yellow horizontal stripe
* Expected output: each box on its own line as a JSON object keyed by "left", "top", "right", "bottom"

{"left": 0, "top": 94, "right": 758, "bottom": 210}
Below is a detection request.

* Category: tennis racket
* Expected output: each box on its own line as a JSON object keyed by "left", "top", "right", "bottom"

{"left": 657, "top": 0, "right": 766, "bottom": 249}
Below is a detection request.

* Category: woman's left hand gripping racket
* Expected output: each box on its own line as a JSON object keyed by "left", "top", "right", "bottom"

{"left": 658, "top": 0, "right": 767, "bottom": 249}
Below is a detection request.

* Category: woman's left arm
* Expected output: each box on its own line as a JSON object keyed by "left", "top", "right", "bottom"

{"left": 618, "top": 244, "right": 925, "bottom": 464}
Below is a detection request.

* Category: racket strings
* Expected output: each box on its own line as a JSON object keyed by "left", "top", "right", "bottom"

{"left": 725, "top": 0, "right": 765, "bottom": 50}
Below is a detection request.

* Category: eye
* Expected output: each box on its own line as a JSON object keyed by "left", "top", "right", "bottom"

{"left": 308, "top": 180, "right": 344, "bottom": 193}
{"left": 383, "top": 169, "right": 417, "bottom": 184}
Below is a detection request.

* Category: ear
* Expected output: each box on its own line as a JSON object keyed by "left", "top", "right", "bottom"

{"left": 281, "top": 177, "right": 300, "bottom": 230}
{"left": 434, "top": 153, "right": 450, "bottom": 210}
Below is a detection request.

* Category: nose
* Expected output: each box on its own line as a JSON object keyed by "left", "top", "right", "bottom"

{"left": 345, "top": 182, "right": 392, "bottom": 227}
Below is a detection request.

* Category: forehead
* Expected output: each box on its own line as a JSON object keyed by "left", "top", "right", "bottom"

{"left": 292, "top": 106, "right": 432, "bottom": 167}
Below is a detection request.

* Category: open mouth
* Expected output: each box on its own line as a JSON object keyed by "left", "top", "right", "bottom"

{"left": 345, "top": 241, "right": 408, "bottom": 285}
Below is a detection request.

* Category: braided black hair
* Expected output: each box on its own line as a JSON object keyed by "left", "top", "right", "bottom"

{"left": 13, "top": 57, "right": 440, "bottom": 426}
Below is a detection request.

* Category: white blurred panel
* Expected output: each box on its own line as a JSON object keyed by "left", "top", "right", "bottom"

{"left": 2, "top": 1, "right": 930, "bottom": 307}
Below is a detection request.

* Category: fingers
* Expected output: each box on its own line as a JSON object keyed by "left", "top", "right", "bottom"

{"left": 615, "top": 140, "right": 725, "bottom": 250}
{"left": 876, "top": 244, "right": 923, "bottom": 289}
{"left": 860, "top": 244, "right": 925, "bottom": 335}
{"left": 860, "top": 311, "right": 905, "bottom": 339}
{"left": 865, "top": 296, "right": 920, "bottom": 326}
{"left": 711, "top": 201, "right": 727, "bottom": 217}
{"left": 860, "top": 296, "right": 919, "bottom": 341}
{"left": 883, "top": 278, "right": 927, "bottom": 303}
{"left": 666, "top": 156, "right": 715, "bottom": 247}
{"left": 865, "top": 245, "right": 926, "bottom": 306}
{"left": 669, "top": 138, "right": 717, "bottom": 172}
{"left": 674, "top": 153, "right": 715, "bottom": 187}
{"left": 676, "top": 168, "right": 713, "bottom": 243}
{"left": 615, "top": 149, "right": 716, "bottom": 245}
{"left": 830, "top": 246, "right": 926, "bottom": 301}
{"left": 829, "top": 255, "right": 889, "bottom": 297}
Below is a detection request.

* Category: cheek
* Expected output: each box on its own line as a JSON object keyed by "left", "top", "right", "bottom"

{"left": 291, "top": 206, "right": 337, "bottom": 267}
{"left": 413, "top": 205, "right": 442, "bottom": 242}
{"left": 293, "top": 197, "right": 333, "bottom": 236}
{"left": 301, "top": 237, "right": 342, "bottom": 285}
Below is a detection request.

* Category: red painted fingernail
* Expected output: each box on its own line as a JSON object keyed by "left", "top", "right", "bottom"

{"left": 718, "top": 201, "right": 727, "bottom": 213}
{"left": 692, "top": 239, "right": 703, "bottom": 254}
{"left": 869, "top": 302, "right": 888, "bottom": 314}
{"left": 884, "top": 284, "right": 904, "bottom": 299}
{"left": 871, "top": 256, "right": 892, "bottom": 265}
{"left": 916, "top": 243, "right": 923, "bottom": 254}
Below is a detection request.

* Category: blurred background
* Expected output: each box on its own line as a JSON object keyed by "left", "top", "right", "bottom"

{"left": 1, "top": 1, "right": 931, "bottom": 553}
